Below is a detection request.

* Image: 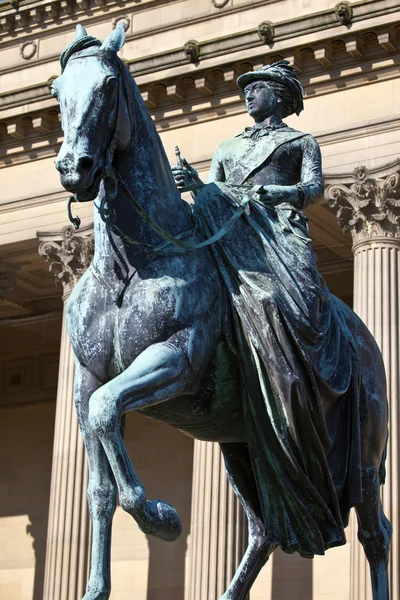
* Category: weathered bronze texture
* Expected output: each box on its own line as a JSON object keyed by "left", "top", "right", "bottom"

{"left": 53, "top": 24, "right": 391, "bottom": 600}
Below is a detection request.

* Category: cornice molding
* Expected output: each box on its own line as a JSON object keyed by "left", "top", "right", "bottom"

{"left": 0, "top": 13, "right": 399, "bottom": 116}
{"left": 1, "top": 22, "right": 400, "bottom": 167}
{"left": 0, "top": 308, "right": 62, "bottom": 327}
{"left": 2, "top": 109, "right": 400, "bottom": 173}
{"left": 324, "top": 158, "right": 400, "bottom": 186}
{"left": 0, "top": 0, "right": 398, "bottom": 43}
{"left": 0, "top": 188, "right": 66, "bottom": 210}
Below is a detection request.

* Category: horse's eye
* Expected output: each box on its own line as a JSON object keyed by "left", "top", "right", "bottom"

{"left": 106, "top": 77, "right": 118, "bottom": 90}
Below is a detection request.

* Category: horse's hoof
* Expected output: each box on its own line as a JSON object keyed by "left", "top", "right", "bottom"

{"left": 143, "top": 499, "right": 182, "bottom": 542}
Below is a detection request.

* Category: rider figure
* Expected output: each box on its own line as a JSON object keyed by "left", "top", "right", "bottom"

{"left": 172, "top": 61, "right": 362, "bottom": 558}
{"left": 172, "top": 60, "right": 323, "bottom": 213}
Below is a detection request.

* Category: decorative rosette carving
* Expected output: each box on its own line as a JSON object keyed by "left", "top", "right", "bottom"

{"left": 38, "top": 225, "right": 94, "bottom": 297}
{"left": 325, "top": 165, "right": 400, "bottom": 245}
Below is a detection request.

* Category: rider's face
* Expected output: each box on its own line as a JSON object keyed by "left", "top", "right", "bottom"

{"left": 244, "top": 80, "right": 279, "bottom": 122}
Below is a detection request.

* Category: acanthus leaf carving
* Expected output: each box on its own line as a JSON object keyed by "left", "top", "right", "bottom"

{"left": 325, "top": 166, "right": 400, "bottom": 245}
{"left": 38, "top": 225, "right": 94, "bottom": 298}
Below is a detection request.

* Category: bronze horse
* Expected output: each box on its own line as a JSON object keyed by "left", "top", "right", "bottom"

{"left": 52, "top": 24, "right": 391, "bottom": 599}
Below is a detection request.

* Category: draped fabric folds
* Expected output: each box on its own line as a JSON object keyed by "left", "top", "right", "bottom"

{"left": 194, "top": 182, "right": 362, "bottom": 557}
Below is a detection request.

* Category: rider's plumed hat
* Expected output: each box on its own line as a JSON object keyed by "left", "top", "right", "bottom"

{"left": 237, "top": 60, "right": 304, "bottom": 117}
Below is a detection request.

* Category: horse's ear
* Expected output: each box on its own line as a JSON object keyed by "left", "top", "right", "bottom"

{"left": 100, "top": 23, "right": 125, "bottom": 53}
{"left": 75, "top": 24, "right": 88, "bottom": 39}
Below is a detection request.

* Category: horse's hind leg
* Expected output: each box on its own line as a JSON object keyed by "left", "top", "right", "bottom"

{"left": 355, "top": 463, "right": 392, "bottom": 600}
{"left": 219, "top": 443, "right": 275, "bottom": 600}
{"left": 75, "top": 365, "right": 117, "bottom": 600}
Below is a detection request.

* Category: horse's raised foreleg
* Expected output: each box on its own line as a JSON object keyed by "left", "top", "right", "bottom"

{"left": 74, "top": 365, "right": 117, "bottom": 600}
{"left": 355, "top": 463, "right": 392, "bottom": 600}
{"left": 219, "top": 443, "right": 275, "bottom": 600}
{"left": 88, "top": 337, "right": 204, "bottom": 542}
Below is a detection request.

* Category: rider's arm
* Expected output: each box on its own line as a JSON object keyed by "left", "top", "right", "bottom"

{"left": 207, "top": 145, "right": 226, "bottom": 183}
{"left": 254, "top": 135, "right": 323, "bottom": 210}
{"left": 297, "top": 134, "right": 324, "bottom": 208}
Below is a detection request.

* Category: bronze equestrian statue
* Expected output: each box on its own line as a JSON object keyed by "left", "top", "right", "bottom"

{"left": 52, "top": 23, "right": 391, "bottom": 600}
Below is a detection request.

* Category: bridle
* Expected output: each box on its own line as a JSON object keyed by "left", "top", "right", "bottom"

{"left": 65, "top": 52, "right": 293, "bottom": 253}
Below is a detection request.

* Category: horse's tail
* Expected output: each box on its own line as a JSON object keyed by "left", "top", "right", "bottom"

{"left": 379, "top": 433, "right": 389, "bottom": 486}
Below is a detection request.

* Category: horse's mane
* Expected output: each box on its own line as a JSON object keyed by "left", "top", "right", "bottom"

{"left": 60, "top": 35, "right": 102, "bottom": 72}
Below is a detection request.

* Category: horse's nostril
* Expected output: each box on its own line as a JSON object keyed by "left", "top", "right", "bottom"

{"left": 55, "top": 159, "right": 66, "bottom": 174}
{"left": 78, "top": 156, "right": 94, "bottom": 171}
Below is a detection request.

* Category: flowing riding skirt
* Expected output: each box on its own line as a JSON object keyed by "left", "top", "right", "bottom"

{"left": 194, "top": 182, "right": 362, "bottom": 557}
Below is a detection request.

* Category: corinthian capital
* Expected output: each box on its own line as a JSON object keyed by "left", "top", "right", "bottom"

{"left": 38, "top": 224, "right": 94, "bottom": 298}
{"left": 325, "top": 164, "right": 400, "bottom": 245}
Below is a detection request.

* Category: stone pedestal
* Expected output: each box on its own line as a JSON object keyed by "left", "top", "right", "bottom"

{"left": 38, "top": 225, "right": 94, "bottom": 600}
{"left": 188, "top": 440, "right": 247, "bottom": 600}
{"left": 326, "top": 164, "right": 400, "bottom": 600}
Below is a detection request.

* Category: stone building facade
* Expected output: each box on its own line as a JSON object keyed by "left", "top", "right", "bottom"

{"left": 0, "top": 0, "right": 399, "bottom": 599}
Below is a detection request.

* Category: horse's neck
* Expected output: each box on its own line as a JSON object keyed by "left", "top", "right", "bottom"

{"left": 91, "top": 103, "right": 193, "bottom": 281}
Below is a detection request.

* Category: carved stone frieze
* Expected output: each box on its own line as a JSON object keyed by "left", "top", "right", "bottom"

{"left": 325, "top": 165, "right": 400, "bottom": 245}
{"left": 38, "top": 225, "right": 94, "bottom": 297}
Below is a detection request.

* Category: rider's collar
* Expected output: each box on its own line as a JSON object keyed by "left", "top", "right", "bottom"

{"left": 241, "top": 122, "right": 288, "bottom": 140}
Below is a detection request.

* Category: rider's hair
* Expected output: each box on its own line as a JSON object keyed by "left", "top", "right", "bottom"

{"left": 263, "top": 81, "right": 295, "bottom": 119}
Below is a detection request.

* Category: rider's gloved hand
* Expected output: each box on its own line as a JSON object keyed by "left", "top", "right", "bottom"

{"left": 252, "top": 185, "right": 304, "bottom": 209}
{"left": 171, "top": 159, "right": 202, "bottom": 189}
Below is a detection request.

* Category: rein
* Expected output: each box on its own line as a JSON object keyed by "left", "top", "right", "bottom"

{"left": 65, "top": 52, "right": 254, "bottom": 252}
{"left": 66, "top": 51, "right": 310, "bottom": 252}
{"left": 114, "top": 172, "right": 252, "bottom": 251}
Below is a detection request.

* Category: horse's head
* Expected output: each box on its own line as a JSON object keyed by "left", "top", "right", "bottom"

{"left": 52, "top": 24, "right": 131, "bottom": 202}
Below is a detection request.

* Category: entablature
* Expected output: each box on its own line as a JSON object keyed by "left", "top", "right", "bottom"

{"left": 1, "top": 19, "right": 400, "bottom": 169}
{"left": 0, "top": 0, "right": 396, "bottom": 41}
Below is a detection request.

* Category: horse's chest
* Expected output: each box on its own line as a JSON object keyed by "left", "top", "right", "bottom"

{"left": 66, "top": 270, "right": 117, "bottom": 379}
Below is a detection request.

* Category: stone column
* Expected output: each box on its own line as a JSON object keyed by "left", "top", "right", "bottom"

{"left": 326, "top": 164, "right": 400, "bottom": 600}
{"left": 188, "top": 440, "right": 247, "bottom": 600}
{"left": 38, "top": 225, "right": 94, "bottom": 600}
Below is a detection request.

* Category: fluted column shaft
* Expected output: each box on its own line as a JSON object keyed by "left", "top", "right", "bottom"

{"left": 38, "top": 225, "right": 94, "bottom": 600}
{"left": 43, "top": 302, "right": 91, "bottom": 600}
{"left": 188, "top": 440, "right": 247, "bottom": 600}
{"left": 350, "top": 238, "right": 400, "bottom": 600}
{"left": 326, "top": 164, "right": 400, "bottom": 600}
